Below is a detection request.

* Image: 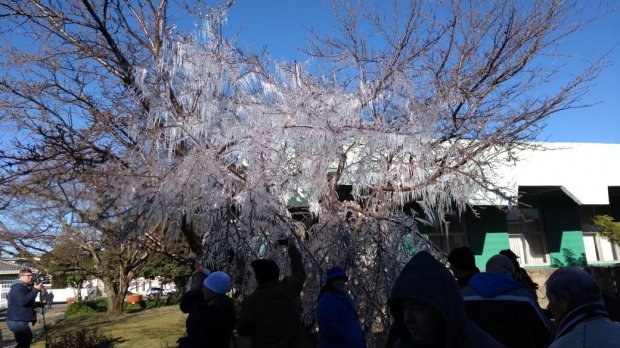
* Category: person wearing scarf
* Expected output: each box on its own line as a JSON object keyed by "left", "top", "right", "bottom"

{"left": 546, "top": 267, "right": 620, "bottom": 348}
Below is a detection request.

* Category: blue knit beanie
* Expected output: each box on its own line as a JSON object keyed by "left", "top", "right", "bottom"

{"left": 325, "top": 266, "right": 348, "bottom": 283}
{"left": 203, "top": 271, "right": 231, "bottom": 294}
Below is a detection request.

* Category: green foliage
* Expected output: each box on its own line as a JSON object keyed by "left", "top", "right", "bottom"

{"left": 144, "top": 298, "right": 168, "bottom": 309}
{"left": 123, "top": 296, "right": 179, "bottom": 312}
{"left": 551, "top": 248, "right": 587, "bottom": 267}
{"left": 38, "top": 237, "right": 95, "bottom": 290}
{"left": 44, "top": 328, "right": 115, "bottom": 348}
{"left": 123, "top": 300, "right": 147, "bottom": 312}
{"left": 145, "top": 296, "right": 180, "bottom": 309}
{"left": 66, "top": 298, "right": 108, "bottom": 317}
{"left": 85, "top": 298, "right": 108, "bottom": 312}
{"left": 593, "top": 215, "right": 620, "bottom": 245}
{"left": 65, "top": 295, "right": 180, "bottom": 316}
{"left": 136, "top": 250, "right": 194, "bottom": 293}
{"left": 66, "top": 302, "right": 97, "bottom": 317}
{"left": 165, "top": 292, "right": 182, "bottom": 306}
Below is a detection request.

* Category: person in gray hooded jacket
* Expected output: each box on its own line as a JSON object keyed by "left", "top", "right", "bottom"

{"left": 386, "top": 251, "right": 502, "bottom": 348}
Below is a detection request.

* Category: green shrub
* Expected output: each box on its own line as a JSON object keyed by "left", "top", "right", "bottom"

{"left": 66, "top": 302, "right": 97, "bottom": 317}
{"left": 144, "top": 297, "right": 179, "bottom": 309}
{"left": 66, "top": 298, "right": 108, "bottom": 317}
{"left": 165, "top": 293, "right": 182, "bottom": 306}
{"left": 123, "top": 300, "right": 147, "bottom": 312}
{"left": 68, "top": 296, "right": 179, "bottom": 316}
{"left": 45, "top": 329, "right": 115, "bottom": 348}
{"left": 85, "top": 297, "right": 108, "bottom": 312}
{"left": 121, "top": 296, "right": 179, "bottom": 312}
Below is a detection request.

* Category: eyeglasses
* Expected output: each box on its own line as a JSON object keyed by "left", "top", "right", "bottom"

{"left": 20, "top": 274, "right": 33, "bottom": 277}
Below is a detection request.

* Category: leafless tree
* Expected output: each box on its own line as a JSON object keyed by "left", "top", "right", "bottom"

{"left": 0, "top": 0, "right": 604, "bottom": 339}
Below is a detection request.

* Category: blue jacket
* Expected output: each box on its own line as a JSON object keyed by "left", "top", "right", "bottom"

{"left": 464, "top": 272, "right": 534, "bottom": 299}
{"left": 461, "top": 273, "right": 553, "bottom": 348}
{"left": 7, "top": 279, "right": 40, "bottom": 322}
{"left": 317, "top": 290, "right": 365, "bottom": 348}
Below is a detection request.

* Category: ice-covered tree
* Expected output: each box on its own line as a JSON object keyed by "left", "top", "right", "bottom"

{"left": 0, "top": 0, "right": 603, "bottom": 338}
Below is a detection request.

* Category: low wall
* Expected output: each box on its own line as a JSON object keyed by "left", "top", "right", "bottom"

{"left": 525, "top": 268, "right": 556, "bottom": 309}
{"left": 46, "top": 288, "right": 83, "bottom": 302}
{"left": 587, "top": 264, "right": 620, "bottom": 320}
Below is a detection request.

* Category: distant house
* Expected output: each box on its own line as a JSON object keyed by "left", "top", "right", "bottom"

{"left": 0, "top": 260, "right": 38, "bottom": 308}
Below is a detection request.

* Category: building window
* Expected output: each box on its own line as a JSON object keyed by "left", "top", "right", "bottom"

{"left": 507, "top": 208, "right": 549, "bottom": 266}
{"left": 422, "top": 212, "right": 467, "bottom": 254}
{"left": 580, "top": 206, "right": 620, "bottom": 263}
{"left": 583, "top": 231, "right": 620, "bottom": 263}
{"left": 427, "top": 233, "right": 468, "bottom": 254}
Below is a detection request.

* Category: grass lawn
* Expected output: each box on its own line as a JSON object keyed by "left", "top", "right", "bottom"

{"left": 31, "top": 306, "right": 186, "bottom": 348}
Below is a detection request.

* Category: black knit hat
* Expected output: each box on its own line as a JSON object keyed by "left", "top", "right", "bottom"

{"left": 447, "top": 246, "right": 476, "bottom": 269}
{"left": 250, "top": 259, "right": 280, "bottom": 284}
{"left": 499, "top": 249, "right": 519, "bottom": 260}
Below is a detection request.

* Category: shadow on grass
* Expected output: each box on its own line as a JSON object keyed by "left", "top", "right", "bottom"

{"left": 43, "top": 328, "right": 124, "bottom": 348}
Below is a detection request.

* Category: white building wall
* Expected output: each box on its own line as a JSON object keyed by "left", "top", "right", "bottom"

{"left": 476, "top": 142, "right": 620, "bottom": 205}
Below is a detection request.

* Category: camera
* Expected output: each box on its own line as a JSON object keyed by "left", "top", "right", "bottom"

{"left": 32, "top": 275, "right": 42, "bottom": 285}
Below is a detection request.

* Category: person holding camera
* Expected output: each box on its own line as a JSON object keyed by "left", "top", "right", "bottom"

{"left": 7, "top": 268, "right": 45, "bottom": 348}
{"left": 237, "top": 236, "right": 307, "bottom": 348}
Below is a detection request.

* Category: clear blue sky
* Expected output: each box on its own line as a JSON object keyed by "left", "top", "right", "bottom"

{"left": 224, "top": 1, "right": 620, "bottom": 144}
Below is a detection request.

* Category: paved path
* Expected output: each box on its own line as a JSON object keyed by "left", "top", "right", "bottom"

{"left": 0, "top": 303, "right": 68, "bottom": 348}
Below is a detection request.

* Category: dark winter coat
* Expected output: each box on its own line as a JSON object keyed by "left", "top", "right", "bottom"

{"left": 386, "top": 251, "right": 502, "bottom": 348}
{"left": 179, "top": 291, "right": 236, "bottom": 348}
{"left": 7, "top": 280, "right": 39, "bottom": 322}
{"left": 457, "top": 268, "right": 480, "bottom": 289}
{"left": 461, "top": 272, "right": 553, "bottom": 348}
{"left": 317, "top": 290, "right": 365, "bottom": 348}
{"left": 236, "top": 244, "right": 307, "bottom": 348}
{"left": 514, "top": 267, "right": 539, "bottom": 299}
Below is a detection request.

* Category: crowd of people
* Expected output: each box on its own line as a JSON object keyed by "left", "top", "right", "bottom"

{"left": 172, "top": 238, "right": 620, "bottom": 348}
{"left": 389, "top": 248, "right": 620, "bottom": 347}
{"left": 9, "top": 239, "right": 618, "bottom": 348}
{"left": 174, "top": 239, "right": 620, "bottom": 348}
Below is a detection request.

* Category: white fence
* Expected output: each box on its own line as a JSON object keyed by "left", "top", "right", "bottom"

{"left": 0, "top": 285, "right": 84, "bottom": 309}
{"left": 0, "top": 278, "right": 178, "bottom": 308}
{"left": 1, "top": 280, "right": 13, "bottom": 308}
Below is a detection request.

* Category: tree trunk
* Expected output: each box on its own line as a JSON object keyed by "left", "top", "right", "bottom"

{"left": 102, "top": 275, "right": 129, "bottom": 315}
{"left": 106, "top": 291, "right": 125, "bottom": 315}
